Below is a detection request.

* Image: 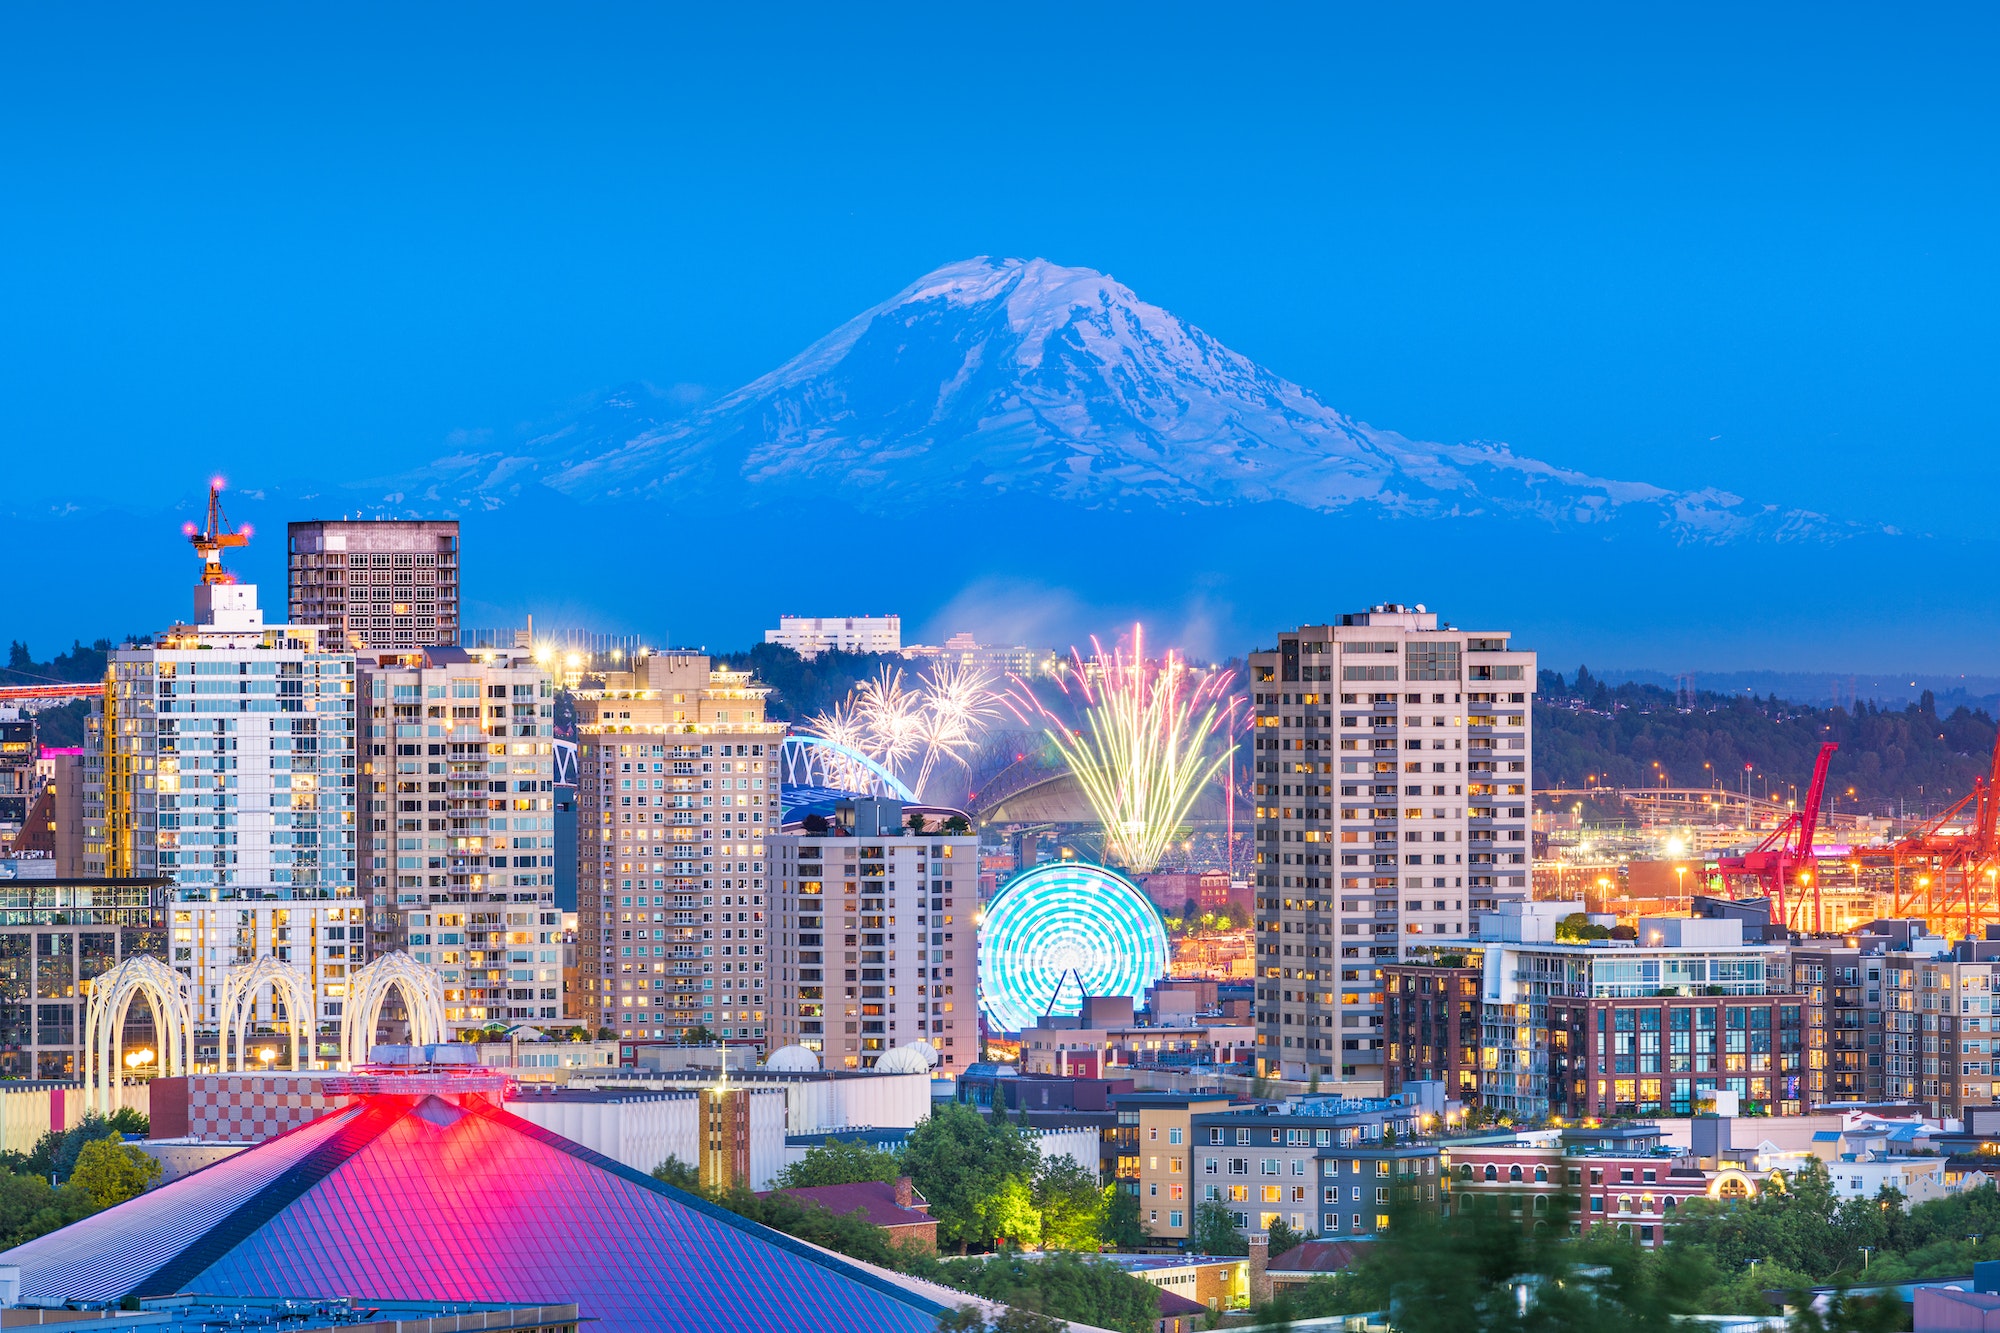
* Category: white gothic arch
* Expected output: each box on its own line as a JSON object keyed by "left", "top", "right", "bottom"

{"left": 82, "top": 955, "right": 195, "bottom": 1117}
{"left": 339, "top": 952, "right": 447, "bottom": 1067}
{"left": 220, "top": 956, "right": 315, "bottom": 1072}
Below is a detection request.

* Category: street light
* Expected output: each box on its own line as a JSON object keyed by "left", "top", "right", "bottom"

{"left": 257, "top": 1046, "right": 278, "bottom": 1067}
{"left": 124, "top": 1048, "right": 155, "bottom": 1071}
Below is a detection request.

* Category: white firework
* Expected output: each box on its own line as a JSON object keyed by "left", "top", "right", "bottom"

{"left": 911, "top": 661, "right": 1000, "bottom": 798}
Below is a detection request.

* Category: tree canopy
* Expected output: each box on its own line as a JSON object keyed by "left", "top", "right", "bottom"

{"left": 776, "top": 1137, "right": 901, "bottom": 1190}
{"left": 901, "top": 1103, "right": 1043, "bottom": 1252}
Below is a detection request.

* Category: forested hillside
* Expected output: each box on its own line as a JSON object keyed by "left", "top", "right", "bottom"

{"left": 1536, "top": 667, "right": 1997, "bottom": 817}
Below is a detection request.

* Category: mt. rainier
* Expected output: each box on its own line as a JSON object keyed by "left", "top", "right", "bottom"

{"left": 425, "top": 256, "right": 1847, "bottom": 543}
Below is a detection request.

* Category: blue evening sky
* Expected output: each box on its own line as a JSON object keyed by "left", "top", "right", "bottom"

{"left": 2, "top": 5, "right": 1996, "bottom": 657}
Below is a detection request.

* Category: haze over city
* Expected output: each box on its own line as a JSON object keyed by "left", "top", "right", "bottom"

{"left": 4, "top": 10, "right": 2000, "bottom": 1333}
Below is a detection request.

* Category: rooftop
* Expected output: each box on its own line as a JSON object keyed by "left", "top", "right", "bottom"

{"left": 758, "top": 1181, "right": 932, "bottom": 1231}
{"left": 66, "top": 1296, "right": 578, "bottom": 1333}
{"left": 0, "top": 1084, "right": 953, "bottom": 1333}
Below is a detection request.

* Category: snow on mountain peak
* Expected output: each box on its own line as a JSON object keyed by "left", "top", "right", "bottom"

{"left": 424, "top": 256, "right": 1860, "bottom": 543}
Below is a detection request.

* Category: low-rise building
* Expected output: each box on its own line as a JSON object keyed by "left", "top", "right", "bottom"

{"left": 1095, "top": 1254, "right": 1249, "bottom": 1314}
{"left": 1402, "top": 903, "right": 1796, "bottom": 1120}
{"left": 1441, "top": 1124, "right": 1714, "bottom": 1248}
{"left": 761, "top": 1178, "right": 937, "bottom": 1250}
{"left": 1192, "top": 1095, "right": 1441, "bottom": 1239}
{"left": 1116, "top": 1092, "right": 1235, "bottom": 1240}
{"left": 1382, "top": 955, "right": 1481, "bottom": 1104}
{"left": 1019, "top": 997, "right": 1255, "bottom": 1078}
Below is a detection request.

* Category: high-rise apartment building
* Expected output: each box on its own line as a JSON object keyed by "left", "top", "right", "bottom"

{"left": 85, "top": 572, "right": 357, "bottom": 894}
{"left": 0, "top": 715, "right": 35, "bottom": 848}
{"left": 1879, "top": 941, "right": 1998, "bottom": 1120}
{"left": 286, "top": 521, "right": 461, "bottom": 651}
{"left": 1248, "top": 605, "right": 1535, "bottom": 1082}
{"left": 354, "top": 645, "right": 560, "bottom": 1030}
{"left": 770, "top": 799, "right": 978, "bottom": 1072}
{"left": 572, "top": 653, "right": 783, "bottom": 1043}
{"left": 764, "top": 616, "right": 900, "bottom": 659}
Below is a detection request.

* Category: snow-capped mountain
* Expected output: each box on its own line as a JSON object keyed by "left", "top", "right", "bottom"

{"left": 411, "top": 256, "right": 1855, "bottom": 542}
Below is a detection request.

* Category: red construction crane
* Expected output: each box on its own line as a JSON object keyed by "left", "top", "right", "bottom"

{"left": 1716, "top": 740, "right": 1838, "bottom": 932}
{"left": 1880, "top": 726, "right": 2000, "bottom": 936}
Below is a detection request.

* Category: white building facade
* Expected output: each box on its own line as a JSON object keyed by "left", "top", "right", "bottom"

{"left": 770, "top": 801, "right": 979, "bottom": 1073}
{"left": 1249, "top": 605, "right": 1535, "bottom": 1082}
{"left": 86, "top": 580, "right": 358, "bottom": 895}
{"left": 764, "top": 616, "right": 901, "bottom": 659}
{"left": 169, "top": 897, "right": 368, "bottom": 1065}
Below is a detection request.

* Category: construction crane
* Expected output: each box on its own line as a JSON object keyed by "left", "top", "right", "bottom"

{"left": 184, "top": 478, "right": 249, "bottom": 585}
{"left": 1716, "top": 741, "right": 1838, "bottom": 932}
{"left": 1880, "top": 727, "right": 2000, "bottom": 937}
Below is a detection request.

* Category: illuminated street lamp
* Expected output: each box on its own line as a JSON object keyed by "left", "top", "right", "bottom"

{"left": 124, "top": 1047, "right": 155, "bottom": 1071}
{"left": 257, "top": 1046, "right": 278, "bottom": 1067}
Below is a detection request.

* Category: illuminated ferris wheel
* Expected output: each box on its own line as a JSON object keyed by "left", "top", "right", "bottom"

{"left": 978, "top": 862, "right": 1170, "bottom": 1034}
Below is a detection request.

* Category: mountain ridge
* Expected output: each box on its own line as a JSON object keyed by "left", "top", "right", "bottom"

{"left": 400, "top": 256, "right": 1879, "bottom": 544}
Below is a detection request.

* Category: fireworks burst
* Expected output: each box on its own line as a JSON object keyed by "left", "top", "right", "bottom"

{"left": 1010, "top": 625, "right": 1237, "bottom": 873}
{"left": 805, "top": 661, "right": 1002, "bottom": 799}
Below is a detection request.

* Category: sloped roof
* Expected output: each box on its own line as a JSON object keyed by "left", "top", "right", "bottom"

{"left": 1269, "top": 1238, "right": 1373, "bottom": 1274}
{"left": 762, "top": 1180, "right": 934, "bottom": 1230}
{"left": 0, "top": 1092, "right": 948, "bottom": 1333}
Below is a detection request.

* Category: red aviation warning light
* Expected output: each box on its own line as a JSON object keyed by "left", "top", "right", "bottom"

{"left": 188, "top": 477, "right": 250, "bottom": 584}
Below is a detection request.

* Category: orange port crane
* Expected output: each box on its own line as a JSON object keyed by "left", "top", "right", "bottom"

{"left": 1880, "top": 727, "right": 2000, "bottom": 937}
{"left": 1716, "top": 740, "right": 1838, "bottom": 931}
{"left": 184, "top": 478, "right": 249, "bottom": 584}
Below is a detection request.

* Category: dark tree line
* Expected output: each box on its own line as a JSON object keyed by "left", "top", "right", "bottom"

{"left": 1538, "top": 667, "right": 1996, "bottom": 814}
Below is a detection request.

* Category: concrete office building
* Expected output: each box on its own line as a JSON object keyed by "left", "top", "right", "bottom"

{"left": 572, "top": 653, "right": 783, "bottom": 1043}
{"left": 0, "top": 875, "right": 166, "bottom": 1079}
{"left": 286, "top": 520, "right": 462, "bottom": 651}
{"left": 769, "top": 799, "right": 978, "bottom": 1072}
{"left": 764, "top": 616, "right": 901, "bottom": 659}
{"left": 1248, "top": 605, "right": 1535, "bottom": 1082}
{"left": 84, "top": 567, "right": 357, "bottom": 895}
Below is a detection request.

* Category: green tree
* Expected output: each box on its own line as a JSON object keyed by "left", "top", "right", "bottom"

{"left": 27, "top": 1114, "right": 122, "bottom": 1182}
{"left": 1267, "top": 1214, "right": 1307, "bottom": 1258}
{"left": 1031, "top": 1157, "right": 1105, "bottom": 1251}
{"left": 682, "top": 1026, "right": 719, "bottom": 1044}
{"left": 908, "top": 811, "right": 929, "bottom": 834}
{"left": 942, "top": 815, "right": 971, "bottom": 835}
{"left": 933, "top": 1250, "right": 1159, "bottom": 1333}
{"left": 1103, "top": 1185, "right": 1148, "bottom": 1249}
{"left": 68, "top": 1139, "right": 159, "bottom": 1210}
{"left": 1311, "top": 1196, "right": 1710, "bottom": 1333}
{"left": 1190, "top": 1199, "right": 1243, "bottom": 1255}
{"left": 651, "top": 1156, "right": 700, "bottom": 1191}
{"left": 1556, "top": 912, "right": 1611, "bottom": 942}
{"left": 901, "top": 1102, "right": 1041, "bottom": 1252}
{"left": 0, "top": 1173, "right": 96, "bottom": 1247}
{"left": 777, "top": 1136, "right": 901, "bottom": 1189}
{"left": 104, "top": 1107, "right": 149, "bottom": 1137}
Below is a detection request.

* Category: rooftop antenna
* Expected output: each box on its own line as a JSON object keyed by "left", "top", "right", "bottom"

{"left": 184, "top": 477, "right": 250, "bottom": 585}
